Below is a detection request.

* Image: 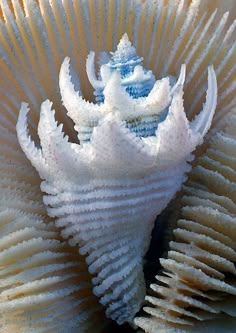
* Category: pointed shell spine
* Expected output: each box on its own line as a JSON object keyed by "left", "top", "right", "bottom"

{"left": 16, "top": 32, "right": 217, "bottom": 327}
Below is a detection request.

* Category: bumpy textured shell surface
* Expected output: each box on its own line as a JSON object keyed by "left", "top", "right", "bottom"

{"left": 0, "top": 132, "right": 109, "bottom": 332}
{"left": 0, "top": 0, "right": 235, "bottom": 332}
{"left": 16, "top": 31, "right": 217, "bottom": 324}
{"left": 135, "top": 114, "right": 236, "bottom": 332}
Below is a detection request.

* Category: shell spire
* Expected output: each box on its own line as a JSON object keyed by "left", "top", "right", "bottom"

{"left": 109, "top": 33, "right": 143, "bottom": 75}
{"left": 64, "top": 34, "right": 188, "bottom": 143}
{"left": 87, "top": 33, "right": 155, "bottom": 104}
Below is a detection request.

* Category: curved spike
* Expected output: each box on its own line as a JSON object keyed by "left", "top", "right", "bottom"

{"left": 103, "top": 71, "right": 132, "bottom": 113}
{"left": 141, "top": 77, "right": 171, "bottom": 116}
{"left": 156, "top": 87, "right": 202, "bottom": 165}
{"left": 38, "top": 100, "right": 61, "bottom": 145}
{"left": 170, "top": 64, "right": 186, "bottom": 95}
{"left": 59, "top": 57, "right": 102, "bottom": 126}
{"left": 37, "top": 100, "right": 67, "bottom": 176}
{"left": 190, "top": 66, "right": 217, "bottom": 136}
{"left": 86, "top": 51, "right": 105, "bottom": 90}
{"left": 38, "top": 100, "right": 72, "bottom": 150}
{"left": 37, "top": 100, "right": 89, "bottom": 182}
{"left": 16, "top": 103, "right": 46, "bottom": 176}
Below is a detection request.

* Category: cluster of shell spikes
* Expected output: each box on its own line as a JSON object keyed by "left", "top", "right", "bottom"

{"left": 63, "top": 34, "right": 187, "bottom": 143}
{"left": 16, "top": 34, "right": 217, "bottom": 325}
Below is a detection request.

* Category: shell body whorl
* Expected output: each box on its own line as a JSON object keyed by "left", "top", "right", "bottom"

{"left": 41, "top": 167, "right": 190, "bottom": 324}
{"left": 16, "top": 35, "right": 217, "bottom": 324}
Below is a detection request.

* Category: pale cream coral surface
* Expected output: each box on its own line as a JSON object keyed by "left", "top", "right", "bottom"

{"left": 135, "top": 115, "right": 236, "bottom": 332}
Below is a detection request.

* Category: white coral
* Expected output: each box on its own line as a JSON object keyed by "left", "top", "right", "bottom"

{"left": 16, "top": 36, "right": 217, "bottom": 325}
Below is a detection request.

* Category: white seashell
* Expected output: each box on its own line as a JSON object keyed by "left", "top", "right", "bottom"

{"left": 0, "top": 0, "right": 234, "bottom": 331}
{"left": 59, "top": 35, "right": 188, "bottom": 143}
{"left": 16, "top": 35, "right": 217, "bottom": 324}
{"left": 135, "top": 114, "right": 236, "bottom": 332}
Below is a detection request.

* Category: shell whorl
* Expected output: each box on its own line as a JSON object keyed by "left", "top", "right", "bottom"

{"left": 16, "top": 35, "right": 217, "bottom": 325}
{"left": 67, "top": 34, "right": 188, "bottom": 142}
{"left": 87, "top": 33, "right": 155, "bottom": 104}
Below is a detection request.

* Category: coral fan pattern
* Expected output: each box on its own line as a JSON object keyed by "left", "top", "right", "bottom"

{"left": 0, "top": 132, "right": 109, "bottom": 333}
{"left": 135, "top": 115, "right": 236, "bottom": 332}
{"left": 17, "top": 35, "right": 217, "bottom": 324}
{"left": 0, "top": 0, "right": 235, "bottom": 331}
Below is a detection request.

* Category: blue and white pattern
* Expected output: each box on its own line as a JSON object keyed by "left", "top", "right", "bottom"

{"left": 87, "top": 33, "right": 155, "bottom": 103}
{"left": 16, "top": 34, "right": 217, "bottom": 325}
{"left": 68, "top": 34, "right": 186, "bottom": 142}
